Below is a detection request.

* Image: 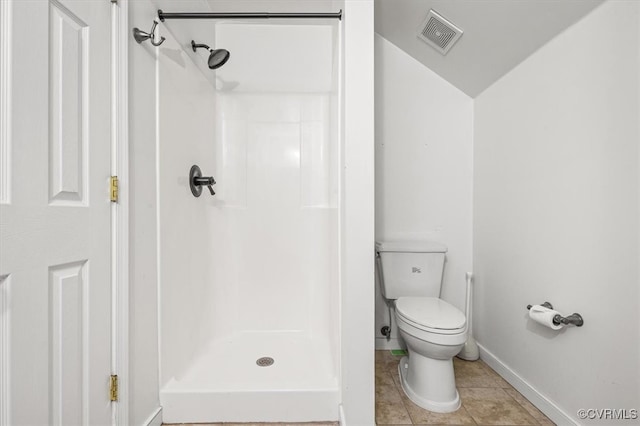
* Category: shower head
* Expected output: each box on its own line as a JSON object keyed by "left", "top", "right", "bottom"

{"left": 207, "top": 49, "right": 230, "bottom": 69}
{"left": 191, "top": 40, "right": 230, "bottom": 70}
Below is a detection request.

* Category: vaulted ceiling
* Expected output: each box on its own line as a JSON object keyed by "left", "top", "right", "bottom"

{"left": 375, "top": 0, "right": 605, "bottom": 97}
{"left": 149, "top": 0, "right": 605, "bottom": 97}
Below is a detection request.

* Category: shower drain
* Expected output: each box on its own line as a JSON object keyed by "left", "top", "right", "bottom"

{"left": 256, "top": 357, "right": 274, "bottom": 367}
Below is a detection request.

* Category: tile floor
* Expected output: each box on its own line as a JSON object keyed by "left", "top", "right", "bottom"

{"left": 165, "top": 351, "right": 554, "bottom": 426}
{"left": 376, "top": 350, "right": 554, "bottom": 426}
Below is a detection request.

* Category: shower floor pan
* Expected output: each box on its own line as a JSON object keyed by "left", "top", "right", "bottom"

{"left": 160, "top": 331, "right": 339, "bottom": 423}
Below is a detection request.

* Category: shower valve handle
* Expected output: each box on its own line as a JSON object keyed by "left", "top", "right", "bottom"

{"left": 189, "top": 165, "right": 216, "bottom": 197}
{"left": 194, "top": 176, "right": 215, "bottom": 185}
{"left": 194, "top": 176, "right": 216, "bottom": 195}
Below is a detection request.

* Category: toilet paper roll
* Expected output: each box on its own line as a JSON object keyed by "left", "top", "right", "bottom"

{"left": 529, "top": 305, "right": 564, "bottom": 330}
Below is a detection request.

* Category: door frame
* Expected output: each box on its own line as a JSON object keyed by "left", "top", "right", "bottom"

{"left": 0, "top": 0, "right": 11, "bottom": 422}
{"left": 111, "top": 0, "right": 129, "bottom": 424}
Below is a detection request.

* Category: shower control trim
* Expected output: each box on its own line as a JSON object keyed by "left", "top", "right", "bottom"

{"left": 189, "top": 165, "right": 216, "bottom": 197}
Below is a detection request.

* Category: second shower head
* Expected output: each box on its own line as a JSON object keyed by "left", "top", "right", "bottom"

{"left": 191, "top": 40, "right": 230, "bottom": 70}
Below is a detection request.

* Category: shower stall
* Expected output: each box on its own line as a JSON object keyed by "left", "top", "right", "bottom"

{"left": 149, "top": 2, "right": 358, "bottom": 422}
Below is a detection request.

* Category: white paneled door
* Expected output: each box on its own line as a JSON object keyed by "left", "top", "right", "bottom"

{"left": 0, "top": 0, "right": 112, "bottom": 425}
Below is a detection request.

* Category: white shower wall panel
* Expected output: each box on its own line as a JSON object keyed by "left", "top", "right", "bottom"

{"left": 157, "top": 27, "right": 219, "bottom": 386}
{"left": 209, "top": 19, "right": 340, "bottom": 346}
{"left": 212, "top": 93, "right": 338, "bottom": 336}
{"left": 215, "top": 24, "right": 334, "bottom": 93}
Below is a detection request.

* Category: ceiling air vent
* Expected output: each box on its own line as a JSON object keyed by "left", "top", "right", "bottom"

{"left": 417, "top": 10, "right": 463, "bottom": 55}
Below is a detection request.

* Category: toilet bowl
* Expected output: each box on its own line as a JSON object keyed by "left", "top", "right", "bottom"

{"left": 395, "top": 296, "right": 467, "bottom": 413}
{"left": 375, "top": 240, "right": 467, "bottom": 413}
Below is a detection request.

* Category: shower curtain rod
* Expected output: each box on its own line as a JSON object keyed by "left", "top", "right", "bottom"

{"left": 157, "top": 9, "right": 343, "bottom": 21}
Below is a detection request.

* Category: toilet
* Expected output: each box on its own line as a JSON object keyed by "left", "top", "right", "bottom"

{"left": 376, "top": 240, "right": 467, "bottom": 413}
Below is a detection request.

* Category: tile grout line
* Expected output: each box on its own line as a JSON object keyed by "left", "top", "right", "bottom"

{"left": 478, "top": 361, "right": 546, "bottom": 425}
{"left": 393, "top": 368, "right": 417, "bottom": 425}
{"left": 459, "top": 398, "right": 480, "bottom": 426}
{"left": 389, "top": 369, "right": 413, "bottom": 426}
{"left": 501, "top": 389, "right": 544, "bottom": 426}
{"left": 385, "top": 357, "right": 413, "bottom": 425}
{"left": 376, "top": 362, "right": 407, "bottom": 426}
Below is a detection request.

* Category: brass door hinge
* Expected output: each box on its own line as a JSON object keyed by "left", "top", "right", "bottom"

{"left": 110, "top": 375, "right": 118, "bottom": 402}
{"left": 110, "top": 176, "right": 119, "bottom": 202}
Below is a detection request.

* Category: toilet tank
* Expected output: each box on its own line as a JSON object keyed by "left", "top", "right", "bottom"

{"left": 376, "top": 240, "right": 447, "bottom": 299}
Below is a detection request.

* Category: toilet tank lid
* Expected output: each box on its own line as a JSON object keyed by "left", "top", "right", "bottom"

{"left": 376, "top": 240, "right": 447, "bottom": 253}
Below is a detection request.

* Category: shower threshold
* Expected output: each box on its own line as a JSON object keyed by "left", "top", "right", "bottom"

{"left": 160, "top": 331, "right": 339, "bottom": 423}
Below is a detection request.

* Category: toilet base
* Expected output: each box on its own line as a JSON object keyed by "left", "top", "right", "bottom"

{"left": 398, "top": 355, "right": 461, "bottom": 413}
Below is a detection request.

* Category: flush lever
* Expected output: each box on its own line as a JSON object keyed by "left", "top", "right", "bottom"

{"left": 189, "top": 165, "right": 216, "bottom": 197}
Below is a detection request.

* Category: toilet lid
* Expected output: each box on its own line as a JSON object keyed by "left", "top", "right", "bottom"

{"left": 396, "top": 297, "right": 466, "bottom": 330}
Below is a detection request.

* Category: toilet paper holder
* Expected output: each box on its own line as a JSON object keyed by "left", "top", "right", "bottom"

{"left": 526, "top": 302, "right": 584, "bottom": 327}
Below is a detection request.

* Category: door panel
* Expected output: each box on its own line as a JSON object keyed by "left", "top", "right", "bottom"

{"left": 49, "top": 0, "right": 89, "bottom": 206}
{"left": 0, "top": 1, "right": 112, "bottom": 425}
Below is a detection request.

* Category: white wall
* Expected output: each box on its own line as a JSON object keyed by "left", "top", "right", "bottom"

{"left": 374, "top": 34, "right": 473, "bottom": 347}
{"left": 340, "top": 1, "right": 376, "bottom": 424}
{"left": 128, "top": 1, "right": 160, "bottom": 424}
{"left": 474, "top": 2, "right": 639, "bottom": 424}
{"left": 157, "top": 23, "right": 218, "bottom": 386}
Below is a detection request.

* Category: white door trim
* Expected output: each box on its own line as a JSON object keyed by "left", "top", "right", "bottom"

{"left": 0, "top": 0, "right": 11, "bottom": 416}
{"left": 0, "top": 0, "right": 11, "bottom": 206}
{"left": 111, "top": 0, "right": 129, "bottom": 424}
{"left": 0, "top": 1, "right": 11, "bottom": 418}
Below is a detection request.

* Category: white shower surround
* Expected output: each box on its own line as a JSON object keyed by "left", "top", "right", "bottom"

{"left": 158, "top": 12, "right": 348, "bottom": 424}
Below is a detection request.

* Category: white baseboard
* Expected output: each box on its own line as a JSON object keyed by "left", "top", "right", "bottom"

{"left": 338, "top": 404, "right": 346, "bottom": 426}
{"left": 375, "top": 337, "right": 403, "bottom": 350}
{"left": 477, "top": 343, "right": 578, "bottom": 426}
{"left": 143, "top": 407, "right": 162, "bottom": 426}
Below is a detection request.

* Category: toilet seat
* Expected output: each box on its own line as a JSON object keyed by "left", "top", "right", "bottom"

{"left": 396, "top": 313, "right": 467, "bottom": 347}
{"left": 396, "top": 297, "right": 466, "bottom": 334}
